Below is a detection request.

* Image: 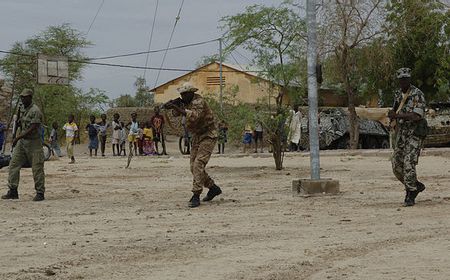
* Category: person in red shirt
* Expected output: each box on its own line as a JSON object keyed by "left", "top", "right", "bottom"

{"left": 151, "top": 106, "right": 167, "bottom": 155}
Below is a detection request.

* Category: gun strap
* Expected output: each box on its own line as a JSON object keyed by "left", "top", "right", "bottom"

{"left": 396, "top": 88, "right": 411, "bottom": 114}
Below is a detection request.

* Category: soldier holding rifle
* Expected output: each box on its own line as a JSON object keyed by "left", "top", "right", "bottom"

{"left": 388, "top": 68, "right": 427, "bottom": 207}
{"left": 2, "top": 89, "right": 45, "bottom": 201}
{"left": 162, "top": 82, "right": 222, "bottom": 208}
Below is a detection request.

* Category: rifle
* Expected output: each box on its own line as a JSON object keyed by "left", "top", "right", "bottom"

{"left": 160, "top": 97, "right": 184, "bottom": 110}
{"left": 11, "top": 104, "right": 21, "bottom": 152}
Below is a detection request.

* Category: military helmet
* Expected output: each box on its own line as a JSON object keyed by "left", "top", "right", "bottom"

{"left": 177, "top": 82, "right": 198, "bottom": 94}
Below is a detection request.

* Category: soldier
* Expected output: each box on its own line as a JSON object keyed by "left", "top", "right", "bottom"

{"left": 1, "top": 89, "right": 45, "bottom": 201}
{"left": 167, "top": 82, "right": 222, "bottom": 208}
{"left": 388, "top": 68, "right": 427, "bottom": 207}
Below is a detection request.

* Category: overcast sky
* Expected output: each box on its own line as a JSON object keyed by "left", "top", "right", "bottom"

{"left": 0, "top": 0, "right": 283, "bottom": 99}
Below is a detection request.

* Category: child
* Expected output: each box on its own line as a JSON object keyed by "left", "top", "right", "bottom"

{"left": 151, "top": 106, "right": 167, "bottom": 155}
{"left": 242, "top": 123, "right": 253, "bottom": 153}
{"left": 127, "top": 112, "right": 139, "bottom": 156}
{"left": 119, "top": 121, "right": 127, "bottom": 156}
{"left": 218, "top": 120, "right": 228, "bottom": 154}
{"left": 49, "top": 121, "right": 62, "bottom": 157}
{"left": 86, "top": 115, "right": 100, "bottom": 157}
{"left": 142, "top": 121, "right": 156, "bottom": 155}
{"left": 63, "top": 114, "right": 78, "bottom": 164}
{"left": 137, "top": 122, "right": 145, "bottom": 155}
{"left": 111, "top": 113, "right": 122, "bottom": 156}
{"left": 97, "top": 114, "right": 109, "bottom": 157}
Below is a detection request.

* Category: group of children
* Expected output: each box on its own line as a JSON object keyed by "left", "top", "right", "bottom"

{"left": 46, "top": 110, "right": 166, "bottom": 164}
{"left": 102, "top": 112, "right": 161, "bottom": 157}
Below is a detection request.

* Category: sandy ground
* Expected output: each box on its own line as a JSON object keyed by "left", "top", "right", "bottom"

{"left": 1, "top": 140, "right": 450, "bottom": 280}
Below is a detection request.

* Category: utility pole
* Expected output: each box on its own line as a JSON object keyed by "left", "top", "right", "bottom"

{"left": 293, "top": 0, "right": 339, "bottom": 196}
{"left": 306, "top": 0, "right": 320, "bottom": 180}
{"left": 219, "top": 37, "right": 223, "bottom": 113}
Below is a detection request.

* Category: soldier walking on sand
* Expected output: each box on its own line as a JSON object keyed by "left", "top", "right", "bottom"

{"left": 2, "top": 89, "right": 45, "bottom": 201}
{"left": 166, "top": 82, "right": 222, "bottom": 208}
{"left": 388, "top": 68, "right": 427, "bottom": 207}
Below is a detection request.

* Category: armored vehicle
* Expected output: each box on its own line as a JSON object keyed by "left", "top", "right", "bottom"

{"left": 424, "top": 103, "right": 450, "bottom": 147}
{"left": 299, "top": 107, "right": 390, "bottom": 150}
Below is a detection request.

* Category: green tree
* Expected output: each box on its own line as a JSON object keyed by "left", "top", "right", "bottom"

{"left": 0, "top": 24, "right": 98, "bottom": 128}
{"left": 386, "top": 0, "right": 450, "bottom": 101}
{"left": 112, "top": 94, "right": 138, "bottom": 107}
{"left": 134, "top": 77, "right": 154, "bottom": 107}
{"left": 221, "top": 2, "right": 306, "bottom": 169}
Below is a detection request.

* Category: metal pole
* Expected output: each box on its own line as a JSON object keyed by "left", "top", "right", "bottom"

{"left": 307, "top": 0, "right": 320, "bottom": 180}
{"left": 219, "top": 38, "right": 223, "bottom": 113}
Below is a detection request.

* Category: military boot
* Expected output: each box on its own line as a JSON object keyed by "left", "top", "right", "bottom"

{"left": 404, "top": 191, "right": 415, "bottom": 207}
{"left": 33, "top": 193, "right": 45, "bottom": 202}
{"left": 409, "top": 182, "right": 426, "bottom": 202}
{"left": 188, "top": 194, "right": 200, "bottom": 208}
{"left": 1, "top": 189, "right": 19, "bottom": 200}
{"left": 203, "top": 185, "right": 222, "bottom": 202}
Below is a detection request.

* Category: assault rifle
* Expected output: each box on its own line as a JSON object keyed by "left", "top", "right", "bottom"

{"left": 160, "top": 97, "right": 184, "bottom": 110}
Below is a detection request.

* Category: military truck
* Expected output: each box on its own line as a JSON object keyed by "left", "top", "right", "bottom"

{"left": 299, "top": 107, "right": 390, "bottom": 150}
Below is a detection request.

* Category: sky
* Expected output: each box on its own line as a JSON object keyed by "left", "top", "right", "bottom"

{"left": 0, "top": 0, "right": 283, "bottom": 99}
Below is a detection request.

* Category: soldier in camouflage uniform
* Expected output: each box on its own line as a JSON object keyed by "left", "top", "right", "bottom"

{"left": 168, "top": 82, "right": 222, "bottom": 208}
{"left": 388, "top": 68, "right": 426, "bottom": 207}
{"left": 1, "top": 89, "right": 46, "bottom": 201}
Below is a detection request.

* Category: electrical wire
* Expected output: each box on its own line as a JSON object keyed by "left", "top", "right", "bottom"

{"left": 86, "top": 0, "right": 105, "bottom": 36}
{"left": 0, "top": 50, "right": 267, "bottom": 73}
{"left": 89, "top": 38, "right": 218, "bottom": 60}
{"left": 153, "top": 0, "right": 185, "bottom": 88}
{"left": 143, "top": 0, "right": 159, "bottom": 78}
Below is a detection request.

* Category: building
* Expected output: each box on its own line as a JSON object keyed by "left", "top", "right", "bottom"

{"left": 150, "top": 61, "right": 283, "bottom": 105}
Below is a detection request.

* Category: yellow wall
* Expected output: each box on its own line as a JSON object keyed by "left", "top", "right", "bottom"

{"left": 153, "top": 63, "right": 281, "bottom": 105}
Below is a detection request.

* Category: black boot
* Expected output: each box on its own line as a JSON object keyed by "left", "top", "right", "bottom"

{"left": 409, "top": 182, "right": 426, "bottom": 202}
{"left": 188, "top": 194, "right": 200, "bottom": 208}
{"left": 1, "top": 189, "right": 18, "bottom": 200}
{"left": 33, "top": 193, "right": 45, "bottom": 202}
{"left": 203, "top": 185, "right": 222, "bottom": 202}
{"left": 404, "top": 191, "right": 415, "bottom": 207}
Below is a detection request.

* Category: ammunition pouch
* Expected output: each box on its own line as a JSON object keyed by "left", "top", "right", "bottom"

{"left": 413, "top": 118, "right": 429, "bottom": 139}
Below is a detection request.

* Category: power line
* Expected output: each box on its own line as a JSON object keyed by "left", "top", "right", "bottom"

{"left": 143, "top": 0, "right": 160, "bottom": 79}
{"left": 86, "top": 0, "right": 105, "bottom": 36}
{"left": 0, "top": 49, "right": 267, "bottom": 73}
{"left": 89, "top": 38, "right": 218, "bottom": 60}
{"left": 153, "top": 0, "right": 185, "bottom": 88}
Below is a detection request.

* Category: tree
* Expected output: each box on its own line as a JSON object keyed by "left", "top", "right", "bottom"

{"left": 318, "top": 0, "right": 385, "bottom": 149}
{"left": 386, "top": 0, "right": 450, "bottom": 101}
{"left": 0, "top": 24, "right": 99, "bottom": 128}
{"left": 134, "top": 77, "right": 154, "bottom": 107}
{"left": 221, "top": 2, "right": 307, "bottom": 169}
{"left": 112, "top": 94, "right": 138, "bottom": 107}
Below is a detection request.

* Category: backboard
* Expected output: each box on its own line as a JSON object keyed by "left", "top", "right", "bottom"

{"left": 37, "top": 54, "right": 69, "bottom": 85}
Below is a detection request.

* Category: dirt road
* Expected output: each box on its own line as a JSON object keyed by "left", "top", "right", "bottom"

{"left": 1, "top": 148, "right": 450, "bottom": 280}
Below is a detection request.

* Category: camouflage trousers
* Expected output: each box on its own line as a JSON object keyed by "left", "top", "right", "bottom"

{"left": 190, "top": 136, "right": 217, "bottom": 194}
{"left": 391, "top": 130, "right": 422, "bottom": 192}
{"left": 8, "top": 138, "right": 45, "bottom": 194}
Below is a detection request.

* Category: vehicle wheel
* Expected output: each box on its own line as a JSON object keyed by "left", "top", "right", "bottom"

{"left": 380, "top": 139, "right": 390, "bottom": 149}
{"left": 366, "top": 137, "right": 379, "bottom": 149}
{"left": 336, "top": 135, "right": 350, "bottom": 149}
{"left": 178, "top": 136, "right": 191, "bottom": 155}
{"left": 43, "top": 143, "right": 51, "bottom": 161}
